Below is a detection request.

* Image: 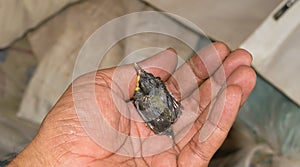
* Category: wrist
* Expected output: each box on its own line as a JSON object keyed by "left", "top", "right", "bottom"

{"left": 7, "top": 135, "right": 54, "bottom": 166}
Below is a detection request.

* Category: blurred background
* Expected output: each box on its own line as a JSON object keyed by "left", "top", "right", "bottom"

{"left": 0, "top": 0, "right": 299, "bottom": 166}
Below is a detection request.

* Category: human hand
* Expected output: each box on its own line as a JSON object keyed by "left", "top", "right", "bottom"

{"left": 8, "top": 42, "right": 256, "bottom": 167}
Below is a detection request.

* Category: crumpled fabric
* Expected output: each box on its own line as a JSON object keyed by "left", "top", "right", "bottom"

{"left": 211, "top": 75, "right": 300, "bottom": 167}
{"left": 0, "top": 0, "right": 79, "bottom": 48}
{"left": 0, "top": 38, "right": 38, "bottom": 159}
{"left": 18, "top": 0, "right": 200, "bottom": 123}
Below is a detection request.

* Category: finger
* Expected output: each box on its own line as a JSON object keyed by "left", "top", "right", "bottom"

{"left": 178, "top": 85, "right": 242, "bottom": 166}
{"left": 200, "top": 66, "right": 256, "bottom": 125}
{"left": 175, "top": 65, "right": 256, "bottom": 148}
{"left": 212, "top": 49, "right": 253, "bottom": 86}
{"left": 165, "top": 42, "right": 230, "bottom": 101}
{"left": 196, "top": 49, "right": 254, "bottom": 109}
{"left": 172, "top": 49, "right": 253, "bottom": 145}
{"left": 194, "top": 49, "right": 253, "bottom": 112}
{"left": 96, "top": 48, "right": 178, "bottom": 100}
{"left": 224, "top": 65, "right": 256, "bottom": 105}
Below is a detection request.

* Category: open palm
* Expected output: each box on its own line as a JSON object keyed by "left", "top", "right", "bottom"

{"left": 10, "top": 42, "right": 256, "bottom": 167}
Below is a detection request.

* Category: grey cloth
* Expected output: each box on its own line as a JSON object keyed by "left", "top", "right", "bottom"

{"left": 0, "top": 0, "right": 79, "bottom": 48}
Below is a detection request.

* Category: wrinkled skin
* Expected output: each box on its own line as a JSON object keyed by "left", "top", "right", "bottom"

{"left": 9, "top": 42, "right": 256, "bottom": 167}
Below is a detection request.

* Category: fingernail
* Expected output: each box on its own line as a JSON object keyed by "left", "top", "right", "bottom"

{"left": 166, "top": 47, "right": 177, "bottom": 55}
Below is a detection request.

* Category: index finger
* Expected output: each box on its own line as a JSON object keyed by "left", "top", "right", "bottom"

{"left": 165, "top": 42, "right": 230, "bottom": 101}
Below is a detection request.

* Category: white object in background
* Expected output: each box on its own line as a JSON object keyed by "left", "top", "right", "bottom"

{"left": 240, "top": 0, "right": 300, "bottom": 106}
{"left": 143, "top": 0, "right": 282, "bottom": 49}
